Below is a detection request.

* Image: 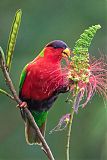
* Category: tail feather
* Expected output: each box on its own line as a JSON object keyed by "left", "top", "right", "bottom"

{"left": 25, "top": 117, "right": 46, "bottom": 145}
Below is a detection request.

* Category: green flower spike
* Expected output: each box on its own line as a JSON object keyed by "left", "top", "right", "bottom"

{"left": 69, "top": 24, "right": 102, "bottom": 112}
{"left": 73, "top": 24, "right": 101, "bottom": 55}
{"left": 70, "top": 24, "right": 101, "bottom": 83}
{"left": 6, "top": 9, "right": 22, "bottom": 72}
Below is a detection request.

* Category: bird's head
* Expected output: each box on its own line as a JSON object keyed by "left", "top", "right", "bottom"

{"left": 39, "top": 40, "right": 71, "bottom": 62}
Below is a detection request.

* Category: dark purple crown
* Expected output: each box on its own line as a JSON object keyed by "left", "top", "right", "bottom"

{"left": 46, "top": 40, "right": 68, "bottom": 49}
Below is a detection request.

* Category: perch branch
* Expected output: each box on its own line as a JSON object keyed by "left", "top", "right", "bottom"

{"left": 0, "top": 49, "right": 55, "bottom": 160}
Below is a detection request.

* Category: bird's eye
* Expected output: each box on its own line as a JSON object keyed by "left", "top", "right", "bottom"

{"left": 54, "top": 46, "right": 57, "bottom": 49}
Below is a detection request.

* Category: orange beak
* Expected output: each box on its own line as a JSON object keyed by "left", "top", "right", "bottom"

{"left": 62, "top": 48, "right": 71, "bottom": 58}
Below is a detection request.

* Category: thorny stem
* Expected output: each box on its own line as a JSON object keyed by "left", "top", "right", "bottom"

{"left": 0, "top": 49, "right": 55, "bottom": 160}
{"left": 66, "top": 108, "right": 74, "bottom": 160}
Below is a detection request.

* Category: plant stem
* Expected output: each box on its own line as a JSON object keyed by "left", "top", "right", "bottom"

{"left": 66, "top": 108, "right": 74, "bottom": 160}
{"left": 0, "top": 88, "right": 14, "bottom": 100}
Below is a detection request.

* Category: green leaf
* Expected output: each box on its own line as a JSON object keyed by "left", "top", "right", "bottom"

{"left": 6, "top": 9, "right": 22, "bottom": 72}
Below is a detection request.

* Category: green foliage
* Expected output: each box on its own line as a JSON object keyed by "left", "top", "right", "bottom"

{"left": 6, "top": 9, "right": 22, "bottom": 72}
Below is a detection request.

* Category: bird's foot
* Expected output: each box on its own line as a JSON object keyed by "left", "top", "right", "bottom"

{"left": 17, "top": 101, "right": 27, "bottom": 108}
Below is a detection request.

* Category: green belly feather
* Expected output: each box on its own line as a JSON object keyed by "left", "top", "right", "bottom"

{"left": 31, "top": 110, "right": 48, "bottom": 127}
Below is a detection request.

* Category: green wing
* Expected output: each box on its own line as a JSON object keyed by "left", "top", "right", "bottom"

{"left": 19, "top": 65, "right": 28, "bottom": 92}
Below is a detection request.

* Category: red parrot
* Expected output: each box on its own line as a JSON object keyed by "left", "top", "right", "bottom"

{"left": 19, "top": 40, "right": 71, "bottom": 145}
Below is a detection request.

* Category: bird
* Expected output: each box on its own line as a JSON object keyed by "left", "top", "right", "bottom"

{"left": 19, "top": 40, "right": 71, "bottom": 145}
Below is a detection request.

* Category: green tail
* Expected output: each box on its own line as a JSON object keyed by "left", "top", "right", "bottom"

{"left": 25, "top": 111, "right": 48, "bottom": 145}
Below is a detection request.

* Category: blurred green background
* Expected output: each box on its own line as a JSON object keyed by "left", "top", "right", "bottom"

{"left": 0, "top": 0, "right": 107, "bottom": 160}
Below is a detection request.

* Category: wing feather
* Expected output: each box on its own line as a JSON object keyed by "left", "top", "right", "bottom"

{"left": 19, "top": 65, "right": 28, "bottom": 92}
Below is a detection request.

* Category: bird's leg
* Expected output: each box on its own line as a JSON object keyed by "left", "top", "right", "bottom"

{"left": 16, "top": 101, "right": 27, "bottom": 108}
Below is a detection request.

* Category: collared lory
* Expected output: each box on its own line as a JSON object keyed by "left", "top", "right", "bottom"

{"left": 19, "top": 40, "right": 71, "bottom": 145}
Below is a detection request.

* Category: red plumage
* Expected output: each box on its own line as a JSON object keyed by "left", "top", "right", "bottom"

{"left": 21, "top": 47, "right": 69, "bottom": 101}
